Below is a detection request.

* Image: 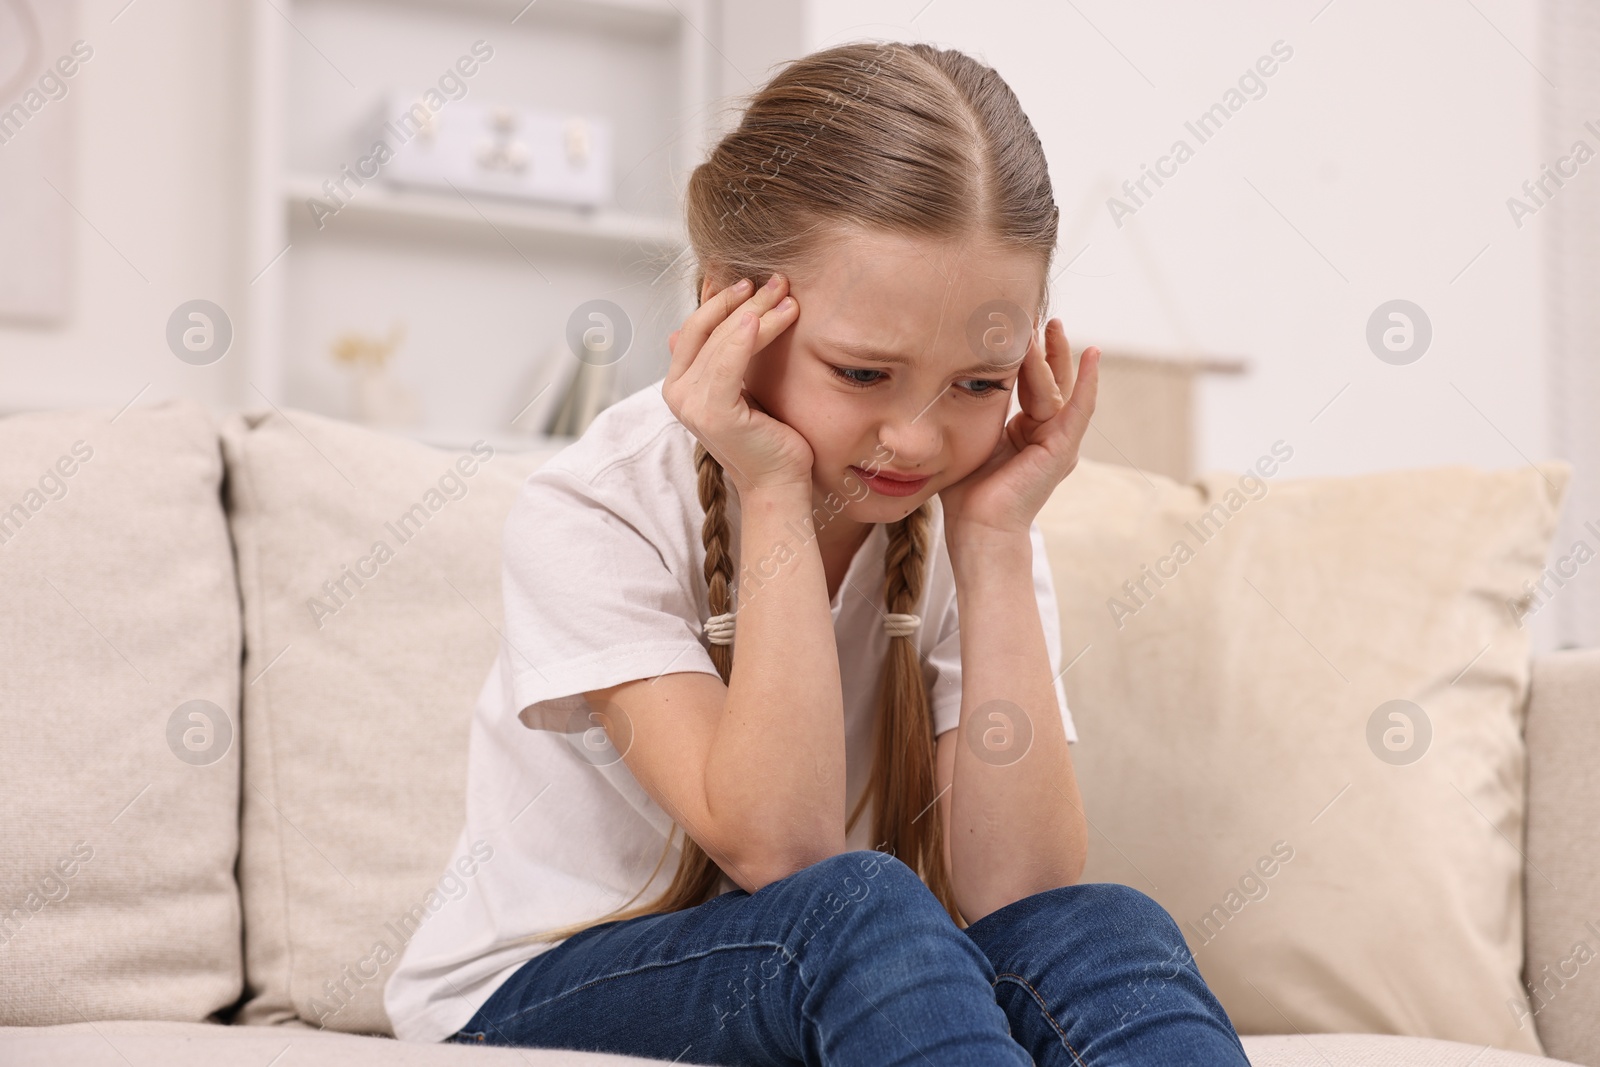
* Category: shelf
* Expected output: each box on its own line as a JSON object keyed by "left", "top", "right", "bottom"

{"left": 283, "top": 172, "right": 686, "bottom": 253}
{"left": 330, "top": 0, "right": 687, "bottom": 40}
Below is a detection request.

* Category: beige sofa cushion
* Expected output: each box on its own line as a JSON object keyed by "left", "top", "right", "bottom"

{"left": 0, "top": 399, "right": 243, "bottom": 1024}
{"left": 220, "top": 409, "right": 557, "bottom": 1034}
{"left": 1040, "top": 457, "right": 1568, "bottom": 1057}
{"left": 0, "top": 1020, "right": 711, "bottom": 1065}
{"left": 1523, "top": 647, "right": 1600, "bottom": 1065}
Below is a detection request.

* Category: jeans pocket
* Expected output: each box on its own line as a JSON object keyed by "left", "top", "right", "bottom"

{"left": 447, "top": 1028, "right": 489, "bottom": 1045}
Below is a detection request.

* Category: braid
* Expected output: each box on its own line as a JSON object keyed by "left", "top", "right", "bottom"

{"left": 614, "top": 443, "right": 743, "bottom": 912}
{"left": 695, "top": 442, "right": 736, "bottom": 681}
{"left": 853, "top": 505, "right": 961, "bottom": 923}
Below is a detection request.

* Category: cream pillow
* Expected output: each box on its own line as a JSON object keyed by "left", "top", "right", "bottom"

{"left": 221, "top": 409, "right": 556, "bottom": 1034}
{"left": 1039, "top": 454, "right": 1568, "bottom": 1056}
{"left": 0, "top": 399, "right": 243, "bottom": 1024}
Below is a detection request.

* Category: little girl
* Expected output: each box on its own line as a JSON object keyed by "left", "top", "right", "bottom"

{"left": 385, "top": 40, "right": 1250, "bottom": 1066}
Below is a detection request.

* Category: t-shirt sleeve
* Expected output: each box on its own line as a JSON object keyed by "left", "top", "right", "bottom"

{"left": 924, "top": 518, "right": 1078, "bottom": 745}
{"left": 499, "top": 469, "right": 722, "bottom": 733}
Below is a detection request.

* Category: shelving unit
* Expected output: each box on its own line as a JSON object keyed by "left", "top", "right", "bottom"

{"left": 280, "top": 172, "right": 686, "bottom": 253}
{"left": 245, "top": 0, "right": 714, "bottom": 443}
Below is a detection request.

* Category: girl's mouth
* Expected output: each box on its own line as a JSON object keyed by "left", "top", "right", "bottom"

{"left": 851, "top": 466, "right": 930, "bottom": 497}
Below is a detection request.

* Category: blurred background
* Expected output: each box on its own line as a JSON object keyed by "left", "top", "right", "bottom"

{"left": 0, "top": 0, "right": 1593, "bottom": 653}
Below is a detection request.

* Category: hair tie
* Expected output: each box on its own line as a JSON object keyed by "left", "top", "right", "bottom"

{"left": 883, "top": 612, "right": 921, "bottom": 638}
{"left": 702, "top": 610, "right": 920, "bottom": 645}
{"left": 704, "top": 612, "right": 736, "bottom": 646}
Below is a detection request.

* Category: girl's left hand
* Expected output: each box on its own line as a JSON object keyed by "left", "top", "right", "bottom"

{"left": 938, "top": 318, "right": 1100, "bottom": 547}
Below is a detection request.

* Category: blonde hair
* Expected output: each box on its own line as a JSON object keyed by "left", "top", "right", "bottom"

{"left": 517, "top": 39, "right": 1060, "bottom": 945}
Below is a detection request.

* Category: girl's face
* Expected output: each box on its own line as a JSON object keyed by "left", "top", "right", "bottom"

{"left": 703, "top": 228, "right": 1044, "bottom": 539}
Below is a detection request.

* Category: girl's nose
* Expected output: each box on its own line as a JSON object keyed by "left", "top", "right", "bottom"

{"left": 874, "top": 419, "right": 941, "bottom": 471}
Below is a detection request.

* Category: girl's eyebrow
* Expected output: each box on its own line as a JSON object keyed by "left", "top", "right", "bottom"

{"left": 818, "top": 337, "right": 1016, "bottom": 377}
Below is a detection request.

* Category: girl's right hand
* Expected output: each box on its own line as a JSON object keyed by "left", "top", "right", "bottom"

{"left": 663, "top": 273, "right": 811, "bottom": 496}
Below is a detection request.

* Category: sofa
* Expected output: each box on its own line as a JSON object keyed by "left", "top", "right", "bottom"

{"left": 1, "top": 394, "right": 1596, "bottom": 1067}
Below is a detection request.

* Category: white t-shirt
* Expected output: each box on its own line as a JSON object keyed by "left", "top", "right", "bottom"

{"left": 384, "top": 377, "right": 1077, "bottom": 1044}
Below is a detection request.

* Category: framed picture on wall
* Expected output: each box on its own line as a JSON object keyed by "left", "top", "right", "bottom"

{"left": 0, "top": 0, "right": 77, "bottom": 325}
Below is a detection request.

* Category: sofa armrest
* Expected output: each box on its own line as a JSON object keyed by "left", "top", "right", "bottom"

{"left": 1523, "top": 647, "right": 1600, "bottom": 1066}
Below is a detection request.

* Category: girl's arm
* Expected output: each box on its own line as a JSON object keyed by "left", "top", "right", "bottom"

{"left": 704, "top": 483, "right": 850, "bottom": 884}
{"left": 938, "top": 530, "right": 1088, "bottom": 924}
{"left": 591, "top": 482, "right": 850, "bottom": 896}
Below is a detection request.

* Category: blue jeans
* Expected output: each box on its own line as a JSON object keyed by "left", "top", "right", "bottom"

{"left": 446, "top": 850, "right": 1250, "bottom": 1066}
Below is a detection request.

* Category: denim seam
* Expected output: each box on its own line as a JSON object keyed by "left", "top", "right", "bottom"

{"left": 488, "top": 940, "right": 792, "bottom": 1028}
{"left": 995, "top": 971, "right": 1088, "bottom": 1067}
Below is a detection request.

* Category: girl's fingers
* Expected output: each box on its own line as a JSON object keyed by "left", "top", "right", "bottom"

{"left": 703, "top": 286, "right": 797, "bottom": 414}
{"left": 1019, "top": 320, "right": 1063, "bottom": 423}
{"left": 1058, "top": 345, "right": 1101, "bottom": 447}
{"left": 667, "top": 276, "right": 795, "bottom": 400}
{"left": 705, "top": 310, "right": 761, "bottom": 407}
{"left": 1048, "top": 320, "right": 1075, "bottom": 399}
{"left": 1010, "top": 325, "right": 1035, "bottom": 421}
{"left": 665, "top": 277, "right": 754, "bottom": 384}
{"left": 1027, "top": 324, "right": 1098, "bottom": 466}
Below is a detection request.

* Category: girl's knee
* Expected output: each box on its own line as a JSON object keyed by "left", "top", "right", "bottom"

{"left": 767, "top": 849, "right": 925, "bottom": 903}
{"left": 973, "top": 883, "right": 1199, "bottom": 989}
{"left": 759, "top": 850, "right": 993, "bottom": 985}
{"left": 1070, "top": 881, "right": 1174, "bottom": 923}
{"left": 981, "top": 881, "right": 1188, "bottom": 950}
{"left": 1083, "top": 883, "right": 1191, "bottom": 949}
{"left": 1019, "top": 880, "right": 1166, "bottom": 919}
{"left": 759, "top": 850, "right": 955, "bottom": 941}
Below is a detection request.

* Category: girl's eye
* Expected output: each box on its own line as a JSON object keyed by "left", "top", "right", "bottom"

{"left": 958, "top": 378, "right": 1012, "bottom": 398}
{"left": 830, "top": 366, "right": 883, "bottom": 388}
{"left": 827, "top": 365, "right": 1012, "bottom": 399}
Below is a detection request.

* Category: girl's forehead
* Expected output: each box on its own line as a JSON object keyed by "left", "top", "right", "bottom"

{"left": 791, "top": 248, "right": 1042, "bottom": 335}
{"left": 793, "top": 231, "right": 1042, "bottom": 300}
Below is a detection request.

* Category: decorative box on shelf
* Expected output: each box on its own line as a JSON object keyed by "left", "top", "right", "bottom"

{"left": 362, "top": 91, "right": 614, "bottom": 209}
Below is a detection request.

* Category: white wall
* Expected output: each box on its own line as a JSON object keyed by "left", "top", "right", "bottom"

{"left": 804, "top": 0, "right": 1549, "bottom": 481}
{"left": 0, "top": 0, "right": 250, "bottom": 415}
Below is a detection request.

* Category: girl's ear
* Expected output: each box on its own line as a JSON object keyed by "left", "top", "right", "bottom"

{"left": 699, "top": 273, "right": 727, "bottom": 308}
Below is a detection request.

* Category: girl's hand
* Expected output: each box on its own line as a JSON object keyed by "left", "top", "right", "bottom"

{"left": 663, "top": 274, "right": 811, "bottom": 496}
{"left": 938, "top": 318, "right": 1100, "bottom": 548}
